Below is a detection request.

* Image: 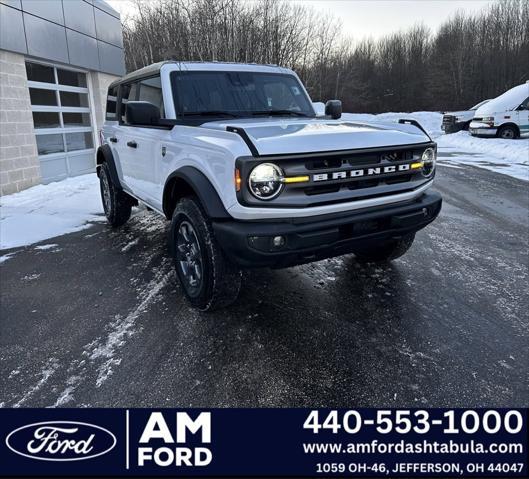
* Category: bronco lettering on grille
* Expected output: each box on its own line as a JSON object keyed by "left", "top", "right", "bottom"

{"left": 313, "top": 164, "right": 411, "bottom": 182}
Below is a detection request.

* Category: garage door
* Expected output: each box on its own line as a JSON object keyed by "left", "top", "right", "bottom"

{"left": 26, "top": 61, "right": 95, "bottom": 183}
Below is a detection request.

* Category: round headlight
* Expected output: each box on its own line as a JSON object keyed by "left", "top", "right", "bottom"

{"left": 248, "top": 163, "right": 283, "bottom": 200}
{"left": 421, "top": 148, "right": 436, "bottom": 177}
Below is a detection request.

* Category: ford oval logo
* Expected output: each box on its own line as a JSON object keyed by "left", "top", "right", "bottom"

{"left": 5, "top": 421, "right": 116, "bottom": 461}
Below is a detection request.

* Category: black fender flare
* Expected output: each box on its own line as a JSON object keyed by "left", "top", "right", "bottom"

{"left": 163, "top": 166, "right": 230, "bottom": 220}
{"left": 96, "top": 144, "right": 122, "bottom": 190}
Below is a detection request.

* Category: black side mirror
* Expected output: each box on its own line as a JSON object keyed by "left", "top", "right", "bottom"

{"left": 125, "top": 101, "right": 161, "bottom": 126}
{"left": 325, "top": 100, "right": 342, "bottom": 119}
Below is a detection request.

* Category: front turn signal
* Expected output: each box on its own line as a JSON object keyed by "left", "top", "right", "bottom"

{"left": 235, "top": 168, "right": 242, "bottom": 192}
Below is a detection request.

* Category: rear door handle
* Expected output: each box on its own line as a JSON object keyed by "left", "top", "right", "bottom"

{"left": 109, "top": 136, "right": 118, "bottom": 143}
{"left": 127, "top": 140, "right": 137, "bottom": 148}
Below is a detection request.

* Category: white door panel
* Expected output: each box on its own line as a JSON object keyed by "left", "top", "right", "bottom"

{"left": 118, "top": 126, "right": 170, "bottom": 210}
{"left": 112, "top": 125, "right": 136, "bottom": 192}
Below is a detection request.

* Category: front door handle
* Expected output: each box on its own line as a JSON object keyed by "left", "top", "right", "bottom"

{"left": 109, "top": 136, "right": 118, "bottom": 143}
{"left": 127, "top": 140, "right": 137, "bottom": 148}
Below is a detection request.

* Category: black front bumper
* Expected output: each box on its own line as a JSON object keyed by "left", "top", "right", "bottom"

{"left": 213, "top": 191, "right": 442, "bottom": 268}
{"left": 442, "top": 121, "right": 467, "bottom": 134}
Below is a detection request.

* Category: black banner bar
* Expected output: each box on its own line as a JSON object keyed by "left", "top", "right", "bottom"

{"left": 0, "top": 408, "right": 527, "bottom": 477}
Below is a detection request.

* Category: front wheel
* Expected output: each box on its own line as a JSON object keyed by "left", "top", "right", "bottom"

{"left": 170, "top": 197, "right": 242, "bottom": 311}
{"left": 497, "top": 125, "right": 518, "bottom": 140}
{"left": 354, "top": 233, "right": 415, "bottom": 263}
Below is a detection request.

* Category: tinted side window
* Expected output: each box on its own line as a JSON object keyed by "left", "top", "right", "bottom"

{"left": 106, "top": 85, "right": 118, "bottom": 121}
{"left": 519, "top": 97, "right": 529, "bottom": 110}
{"left": 138, "top": 76, "right": 164, "bottom": 117}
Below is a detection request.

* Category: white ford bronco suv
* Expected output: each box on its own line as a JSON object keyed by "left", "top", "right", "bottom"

{"left": 97, "top": 61, "right": 442, "bottom": 310}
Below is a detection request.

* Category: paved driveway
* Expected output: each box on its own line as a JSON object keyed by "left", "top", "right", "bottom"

{"left": 1, "top": 162, "right": 527, "bottom": 407}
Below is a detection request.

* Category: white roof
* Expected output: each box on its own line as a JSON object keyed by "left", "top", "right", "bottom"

{"left": 114, "top": 61, "right": 293, "bottom": 85}
{"left": 475, "top": 83, "right": 529, "bottom": 115}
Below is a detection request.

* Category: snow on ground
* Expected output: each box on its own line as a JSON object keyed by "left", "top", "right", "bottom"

{"left": 437, "top": 132, "right": 528, "bottom": 181}
{"left": 0, "top": 252, "right": 16, "bottom": 263}
{"left": 342, "top": 111, "right": 443, "bottom": 138}
{"left": 342, "top": 111, "right": 529, "bottom": 181}
{"left": 34, "top": 243, "right": 59, "bottom": 251}
{"left": 0, "top": 174, "right": 103, "bottom": 250}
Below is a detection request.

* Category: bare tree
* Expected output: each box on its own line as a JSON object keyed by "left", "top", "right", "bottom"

{"left": 122, "top": 0, "right": 529, "bottom": 113}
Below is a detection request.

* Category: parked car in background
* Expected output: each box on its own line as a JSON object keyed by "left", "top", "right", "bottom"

{"left": 441, "top": 99, "right": 490, "bottom": 134}
{"left": 470, "top": 82, "right": 529, "bottom": 139}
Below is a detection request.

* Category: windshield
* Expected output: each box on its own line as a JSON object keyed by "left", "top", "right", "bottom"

{"left": 171, "top": 71, "right": 315, "bottom": 118}
{"left": 471, "top": 99, "right": 489, "bottom": 110}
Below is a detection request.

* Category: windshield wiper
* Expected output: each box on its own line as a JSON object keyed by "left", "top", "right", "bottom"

{"left": 251, "top": 110, "right": 310, "bottom": 117}
{"left": 182, "top": 111, "right": 241, "bottom": 118}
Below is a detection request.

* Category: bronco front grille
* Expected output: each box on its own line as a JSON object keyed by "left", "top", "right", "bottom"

{"left": 298, "top": 148, "right": 421, "bottom": 197}
{"left": 235, "top": 142, "right": 435, "bottom": 208}
{"left": 305, "top": 149, "right": 414, "bottom": 170}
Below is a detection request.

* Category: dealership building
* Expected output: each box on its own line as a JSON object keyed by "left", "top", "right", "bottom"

{"left": 0, "top": 0, "right": 125, "bottom": 195}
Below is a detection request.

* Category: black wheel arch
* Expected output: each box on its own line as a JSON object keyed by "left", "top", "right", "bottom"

{"left": 96, "top": 144, "right": 122, "bottom": 190}
{"left": 163, "top": 166, "right": 230, "bottom": 220}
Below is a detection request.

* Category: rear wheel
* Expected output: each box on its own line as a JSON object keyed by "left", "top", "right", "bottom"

{"left": 99, "top": 162, "right": 133, "bottom": 227}
{"left": 497, "top": 125, "right": 518, "bottom": 140}
{"left": 170, "top": 197, "right": 242, "bottom": 311}
{"left": 354, "top": 233, "right": 415, "bottom": 263}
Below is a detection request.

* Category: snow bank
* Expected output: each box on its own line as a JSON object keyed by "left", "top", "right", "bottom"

{"left": 342, "top": 111, "right": 444, "bottom": 138}
{"left": 437, "top": 130, "right": 528, "bottom": 161}
{"left": 437, "top": 132, "right": 529, "bottom": 181}
{"left": 312, "top": 101, "right": 325, "bottom": 116}
{"left": 342, "top": 111, "right": 528, "bottom": 181}
{"left": 0, "top": 174, "right": 103, "bottom": 250}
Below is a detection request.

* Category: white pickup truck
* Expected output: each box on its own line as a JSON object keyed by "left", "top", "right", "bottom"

{"left": 98, "top": 61, "right": 442, "bottom": 310}
{"left": 441, "top": 99, "right": 490, "bottom": 134}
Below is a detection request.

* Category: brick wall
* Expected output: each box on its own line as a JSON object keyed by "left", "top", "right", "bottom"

{"left": 0, "top": 50, "right": 41, "bottom": 196}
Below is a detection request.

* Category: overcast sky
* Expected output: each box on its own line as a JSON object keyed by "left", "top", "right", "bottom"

{"left": 108, "top": 0, "right": 494, "bottom": 39}
{"left": 302, "top": 1, "right": 494, "bottom": 39}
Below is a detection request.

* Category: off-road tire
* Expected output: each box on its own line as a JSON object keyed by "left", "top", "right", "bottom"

{"left": 497, "top": 125, "right": 518, "bottom": 140}
{"left": 170, "top": 197, "right": 242, "bottom": 311}
{"left": 99, "top": 162, "right": 133, "bottom": 227}
{"left": 354, "top": 233, "right": 415, "bottom": 263}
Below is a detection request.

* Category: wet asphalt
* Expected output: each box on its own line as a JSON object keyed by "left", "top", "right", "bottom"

{"left": 0, "top": 160, "right": 528, "bottom": 408}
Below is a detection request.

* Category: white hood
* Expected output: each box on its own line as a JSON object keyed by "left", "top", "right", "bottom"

{"left": 201, "top": 118, "right": 429, "bottom": 156}
{"left": 475, "top": 83, "right": 529, "bottom": 115}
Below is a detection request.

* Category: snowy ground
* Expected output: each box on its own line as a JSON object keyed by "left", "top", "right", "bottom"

{"left": 0, "top": 174, "right": 103, "bottom": 251}
{"left": 0, "top": 111, "right": 527, "bottom": 253}
{"left": 342, "top": 111, "right": 529, "bottom": 181}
